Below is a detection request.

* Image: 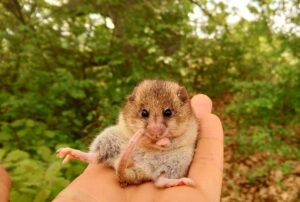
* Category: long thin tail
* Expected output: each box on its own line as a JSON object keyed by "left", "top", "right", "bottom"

{"left": 117, "top": 130, "right": 144, "bottom": 180}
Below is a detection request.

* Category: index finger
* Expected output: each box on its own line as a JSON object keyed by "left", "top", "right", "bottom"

{"left": 0, "top": 165, "right": 11, "bottom": 202}
{"left": 189, "top": 94, "right": 224, "bottom": 202}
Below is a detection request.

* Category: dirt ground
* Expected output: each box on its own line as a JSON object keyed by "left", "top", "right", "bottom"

{"left": 212, "top": 97, "right": 300, "bottom": 202}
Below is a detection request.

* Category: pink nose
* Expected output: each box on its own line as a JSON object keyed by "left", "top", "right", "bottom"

{"left": 146, "top": 124, "right": 166, "bottom": 139}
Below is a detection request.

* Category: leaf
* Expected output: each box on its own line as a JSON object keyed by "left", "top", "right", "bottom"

{"left": 37, "top": 146, "right": 52, "bottom": 161}
{"left": 5, "top": 150, "right": 30, "bottom": 162}
{"left": 0, "top": 149, "right": 6, "bottom": 161}
{"left": 26, "top": 119, "right": 35, "bottom": 127}
{"left": 33, "top": 189, "right": 51, "bottom": 202}
{"left": 45, "top": 161, "right": 61, "bottom": 181}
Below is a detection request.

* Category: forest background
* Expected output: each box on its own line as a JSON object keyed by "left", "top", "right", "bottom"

{"left": 0, "top": 0, "right": 299, "bottom": 201}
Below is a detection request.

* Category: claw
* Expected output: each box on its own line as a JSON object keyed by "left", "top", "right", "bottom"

{"left": 62, "top": 154, "right": 72, "bottom": 164}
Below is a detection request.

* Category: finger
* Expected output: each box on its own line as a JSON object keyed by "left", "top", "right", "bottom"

{"left": 0, "top": 166, "right": 11, "bottom": 202}
{"left": 191, "top": 94, "right": 212, "bottom": 120}
{"left": 189, "top": 114, "right": 224, "bottom": 202}
{"left": 190, "top": 94, "right": 223, "bottom": 201}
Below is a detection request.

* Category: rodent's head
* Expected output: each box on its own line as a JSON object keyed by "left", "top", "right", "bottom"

{"left": 121, "top": 80, "right": 194, "bottom": 143}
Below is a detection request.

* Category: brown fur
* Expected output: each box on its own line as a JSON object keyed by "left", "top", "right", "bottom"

{"left": 122, "top": 80, "right": 194, "bottom": 140}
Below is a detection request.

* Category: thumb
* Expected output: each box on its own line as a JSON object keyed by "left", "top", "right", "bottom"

{"left": 189, "top": 94, "right": 224, "bottom": 202}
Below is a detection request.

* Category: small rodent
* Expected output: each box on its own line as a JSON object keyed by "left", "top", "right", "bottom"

{"left": 57, "top": 80, "right": 198, "bottom": 188}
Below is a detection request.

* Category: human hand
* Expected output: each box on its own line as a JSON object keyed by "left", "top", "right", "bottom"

{"left": 0, "top": 165, "right": 11, "bottom": 202}
{"left": 53, "top": 94, "right": 224, "bottom": 202}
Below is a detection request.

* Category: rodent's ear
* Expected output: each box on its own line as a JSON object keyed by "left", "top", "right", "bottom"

{"left": 177, "top": 87, "right": 189, "bottom": 103}
{"left": 127, "top": 93, "right": 135, "bottom": 102}
{"left": 127, "top": 87, "right": 137, "bottom": 102}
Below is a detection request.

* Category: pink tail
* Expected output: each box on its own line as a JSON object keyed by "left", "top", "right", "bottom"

{"left": 117, "top": 130, "right": 144, "bottom": 180}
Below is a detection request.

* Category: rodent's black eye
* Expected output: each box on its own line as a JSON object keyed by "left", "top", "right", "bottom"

{"left": 141, "top": 109, "right": 149, "bottom": 118}
{"left": 163, "top": 109, "right": 172, "bottom": 117}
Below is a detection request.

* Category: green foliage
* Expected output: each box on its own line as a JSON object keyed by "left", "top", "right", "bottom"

{"left": 0, "top": 0, "right": 299, "bottom": 201}
{"left": 226, "top": 47, "right": 300, "bottom": 157}
{"left": 0, "top": 148, "right": 85, "bottom": 201}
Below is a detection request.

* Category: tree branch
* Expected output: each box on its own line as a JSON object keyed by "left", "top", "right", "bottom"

{"left": 2, "top": 0, "right": 26, "bottom": 24}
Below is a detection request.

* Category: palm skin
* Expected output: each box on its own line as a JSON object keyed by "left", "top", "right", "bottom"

{"left": 53, "top": 94, "right": 224, "bottom": 202}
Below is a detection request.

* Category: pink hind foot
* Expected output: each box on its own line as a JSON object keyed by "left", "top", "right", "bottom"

{"left": 56, "top": 147, "right": 98, "bottom": 164}
{"left": 155, "top": 176, "right": 194, "bottom": 188}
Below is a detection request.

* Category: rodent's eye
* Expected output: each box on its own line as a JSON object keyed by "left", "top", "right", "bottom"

{"left": 163, "top": 109, "right": 172, "bottom": 117}
{"left": 141, "top": 109, "right": 149, "bottom": 118}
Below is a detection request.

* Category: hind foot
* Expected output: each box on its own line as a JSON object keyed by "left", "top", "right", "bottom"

{"left": 155, "top": 176, "right": 194, "bottom": 188}
{"left": 56, "top": 147, "right": 98, "bottom": 164}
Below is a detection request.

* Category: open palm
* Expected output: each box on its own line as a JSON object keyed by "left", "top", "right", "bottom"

{"left": 53, "top": 94, "right": 224, "bottom": 202}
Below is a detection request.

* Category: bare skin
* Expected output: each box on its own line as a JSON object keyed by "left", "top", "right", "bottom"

{"left": 0, "top": 165, "right": 11, "bottom": 202}
{"left": 53, "top": 94, "right": 224, "bottom": 202}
